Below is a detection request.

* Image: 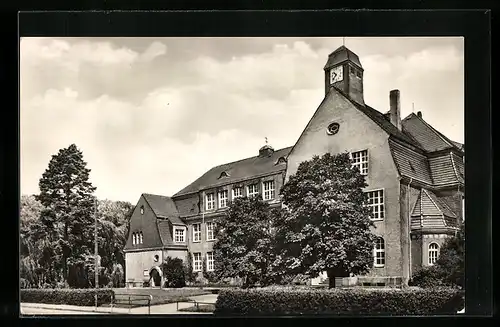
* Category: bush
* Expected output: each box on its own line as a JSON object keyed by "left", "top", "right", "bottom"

{"left": 214, "top": 288, "right": 464, "bottom": 316}
{"left": 409, "top": 267, "right": 447, "bottom": 288}
{"left": 162, "top": 257, "right": 186, "bottom": 288}
{"left": 21, "top": 289, "right": 115, "bottom": 306}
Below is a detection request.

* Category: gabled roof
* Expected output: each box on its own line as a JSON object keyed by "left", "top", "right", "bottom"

{"left": 428, "top": 153, "right": 463, "bottom": 186}
{"left": 336, "top": 88, "right": 423, "bottom": 149}
{"left": 142, "top": 193, "right": 184, "bottom": 225}
{"left": 411, "top": 189, "right": 458, "bottom": 229}
{"left": 402, "top": 113, "right": 462, "bottom": 153}
{"left": 172, "top": 147, "right": 292, "bottom": 197}
{"left": 389, "top": 139, "right": 433, "bottom": 184}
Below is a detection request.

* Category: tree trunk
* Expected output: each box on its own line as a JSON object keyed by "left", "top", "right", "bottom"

{"left": 63, "top": 223, "right": 68, "bottom": 284}
{"left": 327, "top": 269, "right": 336, "bottom": 289}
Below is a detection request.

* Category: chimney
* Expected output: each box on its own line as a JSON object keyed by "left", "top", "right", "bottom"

{"left": 417, "top": 111, "right": 422, "bottom": 118}
{"left": 389, "top": 89, "right": 402, "bottom": 131}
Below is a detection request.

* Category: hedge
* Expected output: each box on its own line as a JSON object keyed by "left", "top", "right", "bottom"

{"left": 214, "top": 287, "right": 464, "bottom": 316}
{"left": 21, "top": 289, "right": 115, "bottom": 306}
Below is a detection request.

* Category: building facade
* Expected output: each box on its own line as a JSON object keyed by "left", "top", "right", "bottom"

{"left": 124, "top": 45, "right": 464, "bottom": 287}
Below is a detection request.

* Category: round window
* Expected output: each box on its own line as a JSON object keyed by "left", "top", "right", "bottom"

{"left": 154, "top": 255, "right": 159, "bottom": 262}
{"left": 327, "top": 122, "right": 340, "bottom": 135}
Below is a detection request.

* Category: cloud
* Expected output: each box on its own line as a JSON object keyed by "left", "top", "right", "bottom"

{"left": 20, "top": 37, "right": 464, "bottom": 202}
{"left": 140, "top": 41, "right": 168, "bottom": 62}
{"left": 21, "top": 38, "right": 167, "bottom": 70}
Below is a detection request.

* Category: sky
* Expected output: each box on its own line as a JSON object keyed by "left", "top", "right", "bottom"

{"left": 20, "top": 37, "right": 464, "bottom": 203}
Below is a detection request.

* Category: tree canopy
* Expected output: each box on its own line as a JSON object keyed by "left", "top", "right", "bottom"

{"left": 212, "top": 196, "right": 277, "bottom": 288}
{"left": 274, "top": 152, "right": 377, "bottom": 287}
{"left": 20, "top": 144, "right": 133, "bottom": 289}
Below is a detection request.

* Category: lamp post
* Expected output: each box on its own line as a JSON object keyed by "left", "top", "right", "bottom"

{"left": 94, "top": 196, "right": 99, "bottom": 310}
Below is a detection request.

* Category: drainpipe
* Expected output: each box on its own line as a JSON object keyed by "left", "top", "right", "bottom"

{"left": 408, "top": 178, "right": 413, "bottom": 280}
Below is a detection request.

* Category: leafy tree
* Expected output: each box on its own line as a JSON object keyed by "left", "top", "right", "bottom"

{"left": 275, "top": 152, "right": 377, "bottom": 288}
{"left": 20, "top": 195, "right": 44, "bottom": 225}
{"left": 435, "top": 221, "right": 465, "bottom": 288}
{"left": 162, "top": 257, "right": 186, "bottom": 288}
{"left": 184, "top": 254, "right": 197, "bottom": 285}
{"left": 202, "top": 257, "right": 218, "bottom": 284}
{"left": 410, "top": 221, "right": 465, "bottom": 289}
{"left": 35, "top": 144, "right": 97, "bottom": 285}
{"left": 212, "top": 196, "right": 276, "bottom": 288}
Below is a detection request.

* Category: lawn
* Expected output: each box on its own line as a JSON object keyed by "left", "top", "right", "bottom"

{"left": 178, "top": 303, "right": 216, "bottom": 313}
{"left": 104, "top": 288, "right": 213, "bottom": 308}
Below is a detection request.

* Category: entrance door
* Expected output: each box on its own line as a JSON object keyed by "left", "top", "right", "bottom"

{"left": 150, "top": 268, "right": 161, "bottom": 287}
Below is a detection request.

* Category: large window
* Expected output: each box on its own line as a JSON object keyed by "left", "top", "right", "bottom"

{"left": 174, "top": 227, "right": 186, "bottom": 243}
{"left": 351, "top": 150, "right": 369, "bottom": 175}
{"left": 132, "top": 232, "right": 143, "bottom": 245}
{"left": 206, "top": 221, "right": 216, "bottom": 241}
{"left": 206, "top": 193, "right": 215, "bottom": 211}
{"left": 206, "top": 252, "right": 214, "bottom": 271}
{"left": 366, "top": 189, "right": 385, "bottom": 220}
{"left": 428, "top": 243, "right": 440, "bottom": 265}
{"left": 219, "top": 190, "right": 228, "bottom": 208}
{"left": 192, "top": 223, "right": 201, "bottom": 242}
{"left": 263, "top": 180, "right": 275, "bottom": 200}
{"left": 193, "top": 253, "right": 202, "bottom": 272}
{"left": 247, "top": 184, "right": 259, "bottom": 198}
{"left": 232, "top": 187, "right": 242, "bottom": 199}
{"left": 373, "top": 237, "right": 385, "bottom": 267}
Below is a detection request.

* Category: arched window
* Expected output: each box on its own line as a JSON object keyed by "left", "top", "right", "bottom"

{"left": 140, "top": 206, "right": 144, "bottom": 215}
{"left": 428, "top": 243, "right": 440, "bottom": 265}
{"left": 373, "top": 237, "right": 385, "bottom": 267}
{"left": 132, "top": 233, "right": 136, "bottom": 245}
{"left": 140, "top": 232, "right": 144, "bottom": 244}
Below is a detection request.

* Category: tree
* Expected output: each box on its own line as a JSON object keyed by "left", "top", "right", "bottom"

{"left": 184, "top": 254, "right": 197, "bottom": 285}
{"left": 409, "top": 221, "right": 465, "bottom": 289}
{"left": 435, "top": 221, "right": 464, "bottom": 288}
{"left": 212, "top": 196, "right": 276, "bottom": 288}
{"left": 36, "top": 144, "right": 97, "bottom": 285}
{"left": 275, "top": 152, "right": 377, "bottom": 288}
{"left": 161, "top": 257, "right": 186, "bottom": 288}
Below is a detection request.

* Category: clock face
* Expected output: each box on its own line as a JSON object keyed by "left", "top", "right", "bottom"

{"left": 330, "top": 66, "right": 343, "bottom": 84}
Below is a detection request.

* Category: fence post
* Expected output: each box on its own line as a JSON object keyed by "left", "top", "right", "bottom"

{"left": 128, "top": 296, "right": 131, "bottom": 314}
{"left": 148, "top": 295, "right": 152, "bottom": 315}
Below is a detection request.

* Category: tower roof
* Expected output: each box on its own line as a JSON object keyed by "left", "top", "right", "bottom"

{"left": 324, "top": 45, "right": 362, "bottom": 70}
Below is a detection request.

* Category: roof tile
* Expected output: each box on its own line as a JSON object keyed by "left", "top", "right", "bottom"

{"left": 402, "top": 113, "right": 458, "bottom": 152}
{"left": 389, "top": 140, "right": 433, "bottom": 184}
{"left": 428, "top": 154, "right": 461, "bottom": 185}
{"left": 143, "top": 193, "right": 182, "bottom": 219}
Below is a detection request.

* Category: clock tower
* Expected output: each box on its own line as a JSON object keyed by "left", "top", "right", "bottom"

{"left": 324, "top": 45, "right": 365, "bottom": 106}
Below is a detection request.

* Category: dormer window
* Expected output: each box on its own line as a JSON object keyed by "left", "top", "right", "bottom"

{"left": 218, "top": 171, "right": 229, "bottom": 179}
{"left": 276, "top": 157, "right": 287, "bottom": 165}
{"left": 174, "top": 227, "right": 186, "bottom": 243}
